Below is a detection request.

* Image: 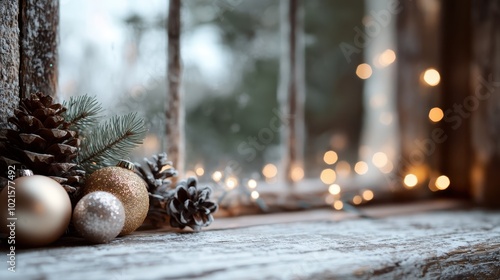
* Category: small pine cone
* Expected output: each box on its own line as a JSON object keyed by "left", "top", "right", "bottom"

{"left": 135, "top": 152, "right": 177, "bottom": 194}
{"left": 166, "top": 177, "right": 218, "bottom": 231}
{"left": 0, "top": 93, "right": 84, "bottom": 195}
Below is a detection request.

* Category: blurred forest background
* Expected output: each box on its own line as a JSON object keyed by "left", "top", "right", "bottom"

{"left": 59, "top": 0, "right": 366, "bottom": 179}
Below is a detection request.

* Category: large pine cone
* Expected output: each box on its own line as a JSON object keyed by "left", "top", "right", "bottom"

{"left": 0, "top": 93, "right": 84, "bottom": 194}
{"left": 167, "top": 177, "right": 218, "bottom": 231}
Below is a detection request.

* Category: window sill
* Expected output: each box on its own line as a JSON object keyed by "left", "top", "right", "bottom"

{"left": 3, "top": 200, "right": 499, "bottom": 279}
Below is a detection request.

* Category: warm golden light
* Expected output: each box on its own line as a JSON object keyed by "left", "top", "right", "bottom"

{"left": 320, "top": 169, "right": 337, "bottom": 184}
{"left": 212, "top": 171, "right": 223, "bottom": 182}
{"left": 185, "top": 170, "right": 197, "bottom": 178}
{"left": 429, "top": 107, "right": 444, "bottom": 122}
{"left": 435, "top": 175, "right": 450, "bottom": 190}
{"left": 379, "top": 161, "right": 394, "bottom": 174}
{"left": 325, "top": 195, "right": 335, "bottom": 204}
{"left": 195, "top": 167, "right": 205, "bottom": 176}
{"left": 328, "top": 184, "right": 341, "bottom": 195}
{"left": 354, "top": 161, "right": 368, "bottom": 175}
{"left": 376, "top": 49, "right": 396, "bottom": 68}
{"left": 333, "top": 200, "right": 344, "bottom": 210}
{"left": 262, "top": 163, "right": 278, "bottom": 179}
{"left": 251, "top": 190, "right": 260, "bottom": 199}
{"left": 372, "top": 152, "right": 388, "bottom": 168}
{"left": 323, "top": 150, "right": 338, "bottom": 165}
{"left": 404, "top": 174, "right": 418, "bottom": 188}
{"left": 356, "top": 63, "right": 373, "bottom": 79}
{"left": 423, "top": 68, "right": 441, "bottom": 86}
{"left": 362, "top": 190, "right": 374, "bottom": 201}
{"left": 352, "top": 195, "right": 362, "bottom": 205}
{"left": 247, "top": 179, "right": 257, "bottom": 189}
{"left": 225, "top": 176, "right": 238, "bottom": 189}
{"left": 336, "top": 161, "right": 351, "bottom": 177}
{"left": 291, "top": 166, "right": 304, "bottom": 182}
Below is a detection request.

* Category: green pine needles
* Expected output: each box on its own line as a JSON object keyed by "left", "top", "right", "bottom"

{"left": 63, "top": 95, "right": 103, "bottom": 131}
{"left": 79, "top": 113, "right": 147, "bottom": 172}
{"left": 63, "top": 95, "right": 147, "bottom": 174}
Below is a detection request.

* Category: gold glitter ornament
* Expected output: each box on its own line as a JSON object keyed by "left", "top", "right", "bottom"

{"left": 73, "top": 191, "right": 125, "bottom": 243}
{"left": 82, "top": 161, "right": 149, "bottom": 235}
{"left": 0, "top": 171, "right": 72, "bottom": 247}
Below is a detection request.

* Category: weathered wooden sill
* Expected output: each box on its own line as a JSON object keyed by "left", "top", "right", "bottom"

{"left": 1, "top": 200, "right": 499, "bottom": 279}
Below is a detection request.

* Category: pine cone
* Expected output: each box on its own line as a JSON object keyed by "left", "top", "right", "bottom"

{"left": 0, "top": 93, "right": 84, "bottom": 195}
{"left": 166, "top": 177, "right": 218, "bottom": 231}
{"left": 135, "top": 153, "right": 178, "bottom": 227}
{"left": 135, "top": 153, "right": 177, "bottom": 194}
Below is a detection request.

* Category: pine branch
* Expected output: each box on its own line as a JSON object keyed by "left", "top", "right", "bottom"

{"left": 79, "top": 113, "right": 147, "bottom": 173}
{"left": 62, "top": 95, "right": 103, "bottom": 131}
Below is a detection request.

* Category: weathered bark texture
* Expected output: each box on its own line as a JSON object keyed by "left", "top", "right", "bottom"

{"left": 166, "top": 0, "right": 184, "bottom": 176}
{"left": 471, "top": 0, "right": 500, "bottom": 207}
{"left": 395, "top": 1, "right": 441, "bottom": 193}
{"left": 0, "top": 0, "right": 20, "bottom": 128}
{"left": 439, "top": 0, "right": 472, "bottom": 196}
{"left": 279, "top": 0, "right": 305, "bottom": 186}
{"left": 1, "top": 210, "right": 498, "bottom": 279}
{"left": 19, "top": 0, "right": 59, "bottom": 99}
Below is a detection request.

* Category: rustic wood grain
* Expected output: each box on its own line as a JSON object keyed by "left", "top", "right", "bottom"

{"left": 395, "top": 0, "right": 442, "bottom": 196}
{"left": 471, "top": 0, "right": 500, "bottom": 208}
{"left": 166, "top": 0, "right": 184, "bottom": 177}
{"left": 19, "top": 0, "right": 59, "bottom": 98}
{"left": 1, "top": 210, "right": 498, "bottom": 279}
{"left": 0, "top": 0, "right": 20, "bottom": 128}
{"left": 278, "top": 0, "right": 305, "bottom": 186}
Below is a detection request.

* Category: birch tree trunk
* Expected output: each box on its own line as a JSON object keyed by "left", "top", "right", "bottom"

{"left": 279, "top": 0, "right": 305, "bottom": 186}
{"left": 471, "top": 0, "right": 500, "bottom": 207}
{"left": 0, "top": 0, "right": 20, "bottom": 128}
{"left": 166, "top": 0, "right": 184, "bottom": 176}
{"left": 19, "top": 0, "right": 59, "bottom": 98}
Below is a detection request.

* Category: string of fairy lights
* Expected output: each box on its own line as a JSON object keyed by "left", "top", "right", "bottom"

{"left": 179, "top": 48, "right": 451, "bottom": 213}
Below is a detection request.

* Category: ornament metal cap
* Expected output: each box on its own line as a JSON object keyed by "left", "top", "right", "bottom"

{"left": 16, "top": 169, "right": 34, "bottom": 178}
{"left": 117, "top": 160, "right": 135, "bottom": 171}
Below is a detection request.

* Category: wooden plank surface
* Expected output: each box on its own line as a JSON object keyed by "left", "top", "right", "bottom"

{"left": 1, "top": 208, "right": 499, "bottom": 279}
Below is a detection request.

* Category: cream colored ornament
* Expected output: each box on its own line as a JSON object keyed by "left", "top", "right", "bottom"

{"left": 0, "top": 171, "right": 72, "bottom": 247}
{"left": 82, "top": 160, "right": 149, "bottom": 235}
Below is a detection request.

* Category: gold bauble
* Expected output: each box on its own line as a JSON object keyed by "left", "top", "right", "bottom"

{"left": 0, "top": 174, "right": 72, "bottom": 247}
{"left": 83, "top": 161, "right": 149, "bottom": 235}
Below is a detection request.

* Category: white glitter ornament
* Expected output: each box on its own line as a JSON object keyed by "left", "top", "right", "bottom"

{"left": 73, "top": 191, "right": 125, "bottom": 243}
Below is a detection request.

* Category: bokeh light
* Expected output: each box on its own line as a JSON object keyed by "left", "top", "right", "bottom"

{"left": 362, "top": 190, "right": 374, "bottom": 201}
{"left": 262, "top": 163, "right": 278, "bottom": 179}
{"left": 323, "top": 150, "right": 338, "bottom": 165}
{"left": 404, "top": 174, "right": 418, "bottom": 188}
{"left": 352, "top": 195, "right": 362, "bottom": 205}
{"left": 435, "top": 175, "right": 450, "bottom": 190}
{"left": 354, "top": 161, "right": 369, "bottom": 175}
{"left": 247, "top": 179, "right": 257, "bottom": 189}
{"left": 429, "top": 107, "right": 444, "bottom": 122}
{"left": 333, "top": 200, "right": 344, "bottom": 210}
{"left": 356, "top": 63, "right": 373, "bottom": 79}
{"left": 320, "top": 169, "right": 337, "bottom": 184}
{"left": 372, "top": 152, "right": 388, "bottom": 168}
{"left": 423, "top": 68, "right": 441, "bottom": 86}
{"left": 328, "top": 184, "right": 341, "bottom": 195}
{"left": 212, "top": 171, "right": 222, "bottom": 182}
{"left": 251, "top": 190, "right": 260, "bottom": 199}
{"left": 291, "top": 166, "right": 304, "bottom": 182}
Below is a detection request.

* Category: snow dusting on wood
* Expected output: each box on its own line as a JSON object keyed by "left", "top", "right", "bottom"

{"left": 19, "top": 0, "right": 58, "bottom": 98}
{"left": 1, "top": 210, "right": 498, "bottom": 279}
{"left": 0, "top": 0, "right": 20, "bottom": 128}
